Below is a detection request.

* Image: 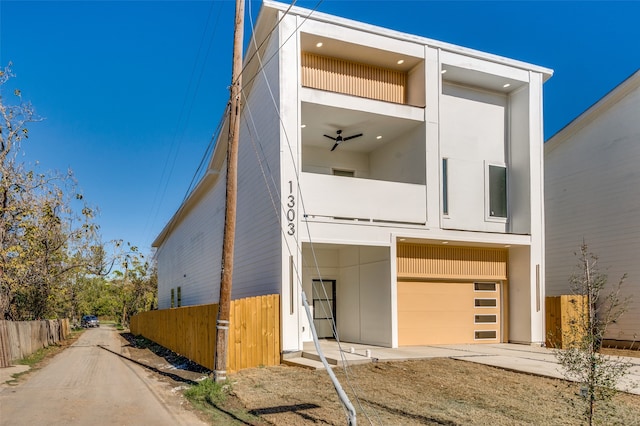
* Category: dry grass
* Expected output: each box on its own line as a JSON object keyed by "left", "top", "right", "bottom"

{"left": 230, "top": 358, "right": 640, "bottom": 425}
{"left": 119, "top": 335, "right": 640, "bottom": 425}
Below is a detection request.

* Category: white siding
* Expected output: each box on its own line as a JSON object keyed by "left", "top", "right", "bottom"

{"left": 156, "top": 32, "right": 283, "bottom": 308}
{"left": 232, "top": 29, "right": 283, "bottom": 299}
{"left": 156, "top": 179, "right": 225, "bottom": 309}
{"left": 545, "top": 82, "right": 640, "bottom": 341}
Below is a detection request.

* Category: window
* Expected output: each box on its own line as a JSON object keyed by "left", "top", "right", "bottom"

{"left": 474, "top": 282, "right": 496, "bottom": 292}
{"left": 170, "top": 288, "right": 175, "bottom": 308}
{"left": 474, "top": 298, "right": 497, "bottom": 307}
{"left": 177, "top": 286, "right": 182, "bottom": 307}
{"left": 475, "top": 314, "right": 497, "bottom": 323}
{"left": 488, "top": 164, "right": 507, "bottom": 218}
{"left": 475, "top": 330, "right": 497, "bottom": 339}
{"left": 442, "top": 158, "right": 449, "bottom": 215}
{"left": 332, "top": 168, "right": 355, "bottom": 177}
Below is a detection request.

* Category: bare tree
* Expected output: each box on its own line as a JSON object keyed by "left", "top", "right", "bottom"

{"left": 555, "top": 242, "right": 634, "bottom": 425}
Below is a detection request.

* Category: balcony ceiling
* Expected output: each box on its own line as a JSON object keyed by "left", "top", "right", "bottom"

{"left": 441, "top": 65, "right": 526, "bottom": 93}
{"left": 300, "top": 34, "right": 421, "bottom": 72}
{"left": 301, "top": 102, "right": 421, "bottom": 153}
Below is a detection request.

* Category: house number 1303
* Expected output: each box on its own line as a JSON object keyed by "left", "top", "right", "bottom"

{"left": 287, "top": 181, "right": 295, "bottom": 235}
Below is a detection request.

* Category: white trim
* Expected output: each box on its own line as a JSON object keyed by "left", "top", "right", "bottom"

{"left": 263, "top": 0, "right": 553, "bottom": 79}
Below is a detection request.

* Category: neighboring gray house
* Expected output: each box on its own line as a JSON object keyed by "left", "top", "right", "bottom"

{"left": 545, "top": 70, "right": 640, "bottom": 344}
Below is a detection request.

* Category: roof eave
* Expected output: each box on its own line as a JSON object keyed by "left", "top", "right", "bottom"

{"left": 545, "top": 69, "right": 640, "bottom": 152}
{"left": 263, "top": 0, "right": 553, "bottom": 79}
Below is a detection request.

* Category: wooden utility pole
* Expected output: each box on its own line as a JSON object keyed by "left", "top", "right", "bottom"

{"left": 214, "top": 0, "right": 245, "bottom": 383}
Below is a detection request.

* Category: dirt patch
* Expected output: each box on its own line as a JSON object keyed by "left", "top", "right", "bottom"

{"left": 230, "top": 358, "right": 640, "bottom": 425}
{"left": 118, "top": 337, "right": 640, "bottom": 425}
{"left": 601, "top": 347, "right": 640, "bottom": 358}
{"left": 119, "top": 332, "right": 210, "bottom": 385}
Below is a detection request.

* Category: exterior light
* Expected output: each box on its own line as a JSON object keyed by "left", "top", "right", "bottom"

{"left": 442, "top": 241, "right": 449, "bottom": 244}
{"left": 316, "top": 42, "right": 323, "bottom": 48}
{"left": 503, "top": 83, "right": 511, "bottom": 88}
{"left": 301, "top": 124, "right": 306, "bottom": 128}
{"left": 397, "top": 59, "right": 404, "bottom": 65}
{"left": 376, "top": 135, "right": 382, "bottom": 140}
{"left": 441, "top": 69, "right": 447, "bottom": 74}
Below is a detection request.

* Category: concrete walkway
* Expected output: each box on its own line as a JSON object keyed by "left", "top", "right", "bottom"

{"left": 292, "top": 340, "right": 640, "bottom": 395}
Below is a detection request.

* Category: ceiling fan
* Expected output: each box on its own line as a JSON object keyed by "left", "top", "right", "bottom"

{"left": 324, "top": 129, "right": 363, "bottom": 151}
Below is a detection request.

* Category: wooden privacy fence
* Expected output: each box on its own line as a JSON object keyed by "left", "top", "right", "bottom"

{"left": 0, "top": 319, "right": 71, "bottom": 368}
{"left": 545, "top": 295, "right": 587, "bottom": 349}
{"left": 130, "top": 294, "right": 280, "bottom": 373}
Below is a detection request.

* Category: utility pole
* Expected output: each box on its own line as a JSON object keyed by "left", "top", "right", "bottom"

{"left": 214, "top": 0, "right": 245, "bottom": 383}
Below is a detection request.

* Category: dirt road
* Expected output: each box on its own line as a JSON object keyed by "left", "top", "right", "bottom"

{"left": 0, "top": 326, "right": 206, "bottom": 426}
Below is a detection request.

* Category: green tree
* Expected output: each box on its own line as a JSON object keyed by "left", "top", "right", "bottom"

{"left": 0, "top": 63, "right": 103, "bottom": 320}
{"left": 555, "top": 243, "right": 634, "bottom": 425}
{"left": 110, "top": 247, "right": 157, "bottom": 327}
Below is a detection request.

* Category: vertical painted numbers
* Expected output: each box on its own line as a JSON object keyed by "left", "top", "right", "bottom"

{"left": 287, "top": 181, "right": 295, "bottom": 235}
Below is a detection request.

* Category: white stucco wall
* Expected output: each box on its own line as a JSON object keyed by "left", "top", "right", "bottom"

{"left": 301, "top": 244, "right": 392, "bottom": 347}
{"left": 440, "top": 83, "right": 508, "bottom": 233}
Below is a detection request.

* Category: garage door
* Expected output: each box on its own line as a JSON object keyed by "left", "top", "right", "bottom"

{"left": 398, "top": 281, "right": 501, "bottom": 345}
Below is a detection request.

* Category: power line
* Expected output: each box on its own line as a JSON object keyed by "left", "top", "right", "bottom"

{"left": 143, "top": 0, "right": 224, "bottom": 247}
{"left": 240, "top": 3, "right": 382, "bottom": 422}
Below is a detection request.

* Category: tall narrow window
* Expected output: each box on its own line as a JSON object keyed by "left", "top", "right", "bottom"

{"left": 170, "top": 288, "right": 175, "bottom": 308}
{"left": 489, "top": 165, "right": 507, "bottom": 218}
{"left": 442, "top": 158, "right": 449, "bottom": 215}
{"left": 177, "top": 286, "right": 182, "bottom": 307}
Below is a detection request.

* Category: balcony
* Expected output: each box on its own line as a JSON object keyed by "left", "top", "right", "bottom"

{"left": 300, "top": 32, "right": 425, "bottom": 107}
{"left": 300, "top": 173, "right": 426, "bottom": 225}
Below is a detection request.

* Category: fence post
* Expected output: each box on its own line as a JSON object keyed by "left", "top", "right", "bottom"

{"left": 0, "top": 321, "right": 11, "bottom": 368}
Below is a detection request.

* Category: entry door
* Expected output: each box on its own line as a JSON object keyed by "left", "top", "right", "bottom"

{"left": 312, "top": 279, "right": 336, "bottom": 338}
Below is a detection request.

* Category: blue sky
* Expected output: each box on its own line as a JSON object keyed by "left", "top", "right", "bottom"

{"left": 1, "top": 1, "right": 638, "bottom": 256}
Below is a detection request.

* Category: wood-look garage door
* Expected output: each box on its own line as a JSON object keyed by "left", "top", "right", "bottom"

{"left": 398, "top": 281, "right": 501, "bottom": 345}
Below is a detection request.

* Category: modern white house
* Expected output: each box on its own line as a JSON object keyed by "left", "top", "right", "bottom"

{"left": 153, "top": 0, "right": 553, "bottom": 354}
{"left": 545, "top": 70, "right": 640, "bottom": 345}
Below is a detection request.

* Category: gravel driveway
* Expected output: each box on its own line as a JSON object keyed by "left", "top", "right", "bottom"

{"left": 0, "top": 325, "right": 206, "bottom": 426}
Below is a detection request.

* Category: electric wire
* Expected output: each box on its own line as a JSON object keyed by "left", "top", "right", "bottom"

{"left": 182, "top": 104, "right": 228, "bottom": 202}
{"left": 240, "top": 2, "right": 382, "bottom": 423}
{"left": 238, "top": 0, "right": 326, "bottom": 92}
{"left": 143, "top": 0, "right": 224, "bottom": 247}
{"left": 237, "top": 0, "right": 298, "bottom": 84}
{"left": 154, "top": 0, "right": 380, "bottom": 419}
{"left": 243, "top": 3, "right": 381, "bottom": 424}
{"left": 241, "top": 94, "right": 348, "bottom": 423}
